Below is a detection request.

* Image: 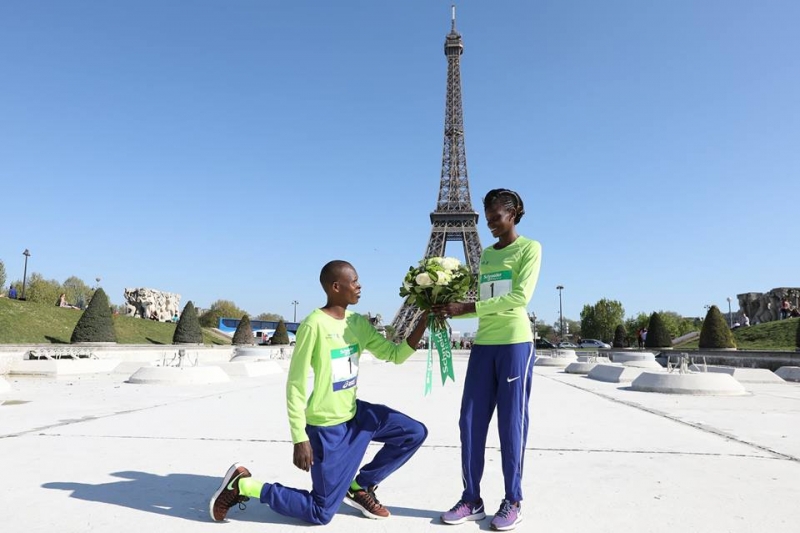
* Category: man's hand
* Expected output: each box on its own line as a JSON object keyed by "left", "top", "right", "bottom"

{"left": 293, "top": 441, "right": 313, "bottom": 471}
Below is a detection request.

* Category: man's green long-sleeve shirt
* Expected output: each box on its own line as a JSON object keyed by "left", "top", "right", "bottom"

{"left": 286, "top": 309, "right": 416, "bottom": 444}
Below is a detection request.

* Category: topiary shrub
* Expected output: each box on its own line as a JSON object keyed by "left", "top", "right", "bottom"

{"left": 613, "top": 324, "right": 626, "bottom": 348}
{"left": 645, "top": 312, "right": 672, "bottom": 348}
{"left": 232, "top": 314, "right": 254, "bottom": 346}
{"left": 173, "top": 301, "right": 203, "bottom": 344}
{"left": 271, "top": 319, "right": 290, "bottom": 345}
{"left": 795, "top": 317, "right": 800, "bottom": 350}
{"left": 70, "top": 288, "right": 117, "bottom": 343}
{"left": 699, "top": 305, "right": 736, "bottom": 349}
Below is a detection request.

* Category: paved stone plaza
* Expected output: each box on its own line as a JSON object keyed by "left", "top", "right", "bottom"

{"left": 1, "top": 352, "right": 798, "bottom": 532}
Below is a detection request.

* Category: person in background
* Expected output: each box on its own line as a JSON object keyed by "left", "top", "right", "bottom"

{"left": 8, "top": 285, "right": 17, "bottom": 299}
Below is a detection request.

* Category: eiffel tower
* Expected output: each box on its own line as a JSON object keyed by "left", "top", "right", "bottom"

{"left": 390, "top": 7, "right": 483, "bottom": 339}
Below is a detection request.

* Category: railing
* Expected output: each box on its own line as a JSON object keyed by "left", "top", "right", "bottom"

{"left": 27, "top": 347, "right": 97, "bottom": 360}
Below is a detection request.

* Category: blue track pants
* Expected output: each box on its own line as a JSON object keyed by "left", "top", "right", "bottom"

{"left": 260, "top": 399, "right": 427, "bottom": 525}
{"left": 459, "top": 342, "right": 534, "bottom": 503}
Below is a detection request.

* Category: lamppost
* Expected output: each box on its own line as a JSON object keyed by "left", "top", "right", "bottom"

{"left": 528, "top": 311, "right": 537, "bottom": 339}
{"left": 21, "top": 249, "right": 30, "bottom": 300}
{"left": 291, "top": 300, "right": 299, "bottom": 322}
{"left": 556, "top": 285, "right": 564, "bottom": 342}
{"left": 726, "top": 297, "right": 732, "bottom": 328}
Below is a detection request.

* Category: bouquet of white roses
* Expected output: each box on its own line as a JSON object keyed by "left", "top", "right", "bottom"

{"left": 398, "top": 256, "right": 474, "bottom": 394}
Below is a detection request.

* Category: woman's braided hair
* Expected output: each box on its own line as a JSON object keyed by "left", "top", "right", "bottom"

{"left": 483, "top": 188, "right": 525, "bottom": 224}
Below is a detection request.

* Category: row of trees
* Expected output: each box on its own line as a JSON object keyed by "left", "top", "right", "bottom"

{"left": 198, "top": 299, "right": 284, "bottom": 328}
{"left": 534, "top": 298, "right": 740, "bottom": 349}
{"left": 1, "top": 267, "right": 97, "bottom": 309}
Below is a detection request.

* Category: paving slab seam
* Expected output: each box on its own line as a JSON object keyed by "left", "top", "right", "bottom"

{"left": 539, "top": 372, "right": 800, "bottom": 463}
{"left": 21, "top": 433, "right": 782, "bottom": 461}
{"left": 0, "top": 383, "right": 269, "bottom": 439}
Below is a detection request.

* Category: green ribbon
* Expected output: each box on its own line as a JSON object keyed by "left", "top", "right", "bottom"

{"left": 424, "top": 315, "right": 455, "bottom": 395}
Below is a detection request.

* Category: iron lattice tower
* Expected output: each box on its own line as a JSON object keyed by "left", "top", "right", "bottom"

{"left": 391, "top": 7, "right": 483, "bottom": 339}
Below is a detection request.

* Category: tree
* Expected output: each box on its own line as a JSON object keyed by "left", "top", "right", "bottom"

{"left": 199, "top": 299, "right": 247, "bottom": 328}
{"left": 534, "top": 320, "right": 554, "bottom": 340}
{"left": 63, "top": 276, "right": 93, "bottom": 310}
{"left": 698, "top": 305, "right": 736, "bottom": 349}
{"left": 645, "top": 312, "right": 672, "bottom": 348}
{"left": 174, "top": 301, "right": 203, "bottom": 344}
{"left": 255, "top": 312, "right": 283, "bottom": 322}
{"left": 23, "top": 272, "right": 62, "bottom": 305}
{"left": 624, "top": 312, "right": 650, "bottom": 346}
{"left": 657, "top": 311, "right": 700, "bottom": 339}
{"left": 232, "top": 314, "right": 254, "bottom": 345}
{"left": 271, "top": 319, "right": 291, "bottom": 345}
{"left": 0, "top": 259, "right": 5, "bottom": 293}
{"left": 613, "top": 324, "right": 626, "bottom": 348}
{"left": 70, "top": 288, "right": 116, "bottom": 343}
{"left": 580, "top": 299, "right": 625, "bottom": 342}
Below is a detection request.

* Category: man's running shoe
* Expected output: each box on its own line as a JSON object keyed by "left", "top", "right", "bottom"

{"left": 209, "top": 463, "right": 252, "bottom": 522}
{"left": 343, "top": 485, "right": 390, "bottom": 519}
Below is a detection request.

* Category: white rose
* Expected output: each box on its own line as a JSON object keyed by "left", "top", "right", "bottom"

{"left": 415, "top": 272, "right": 434, "bottom": 287}
{"left": 435, "top": 271, "right": 452, "bottom": 285}
{"left": 441, "top": 257, "right": 461, "bottom": 271}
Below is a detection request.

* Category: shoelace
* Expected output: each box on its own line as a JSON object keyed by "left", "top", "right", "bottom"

{"left": 448, "top": 500, "right": 470, "bottom": 513}
{"left": 496, "top": 500, "right": 515, "bottom": 518}
{"left": 357, "top": 489, "right": 383, "bottom": 510}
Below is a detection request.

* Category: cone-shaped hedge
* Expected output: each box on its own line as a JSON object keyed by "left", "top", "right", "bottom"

{"left": 173, "top": 301, "right": 203, "bottom": 344}
{"left": 70, "top": 288, "right": 117, "bottom": 343}
{"left": 613, "top": 324, "right": 626, "bottom": 348}
{"left": 794, "top": 317, "right": 800, "bottom": 350}
{"left": 232, "top": 314, "right": 254, "bottom": 345}
{"left": 644, "top": 312, "right": 672, "bottom": 348}
{"left": 271, "top": 319, "right": 290, "bottom": 345}
{"left": 699, "top": 305, "right": 736, "bottom": 349}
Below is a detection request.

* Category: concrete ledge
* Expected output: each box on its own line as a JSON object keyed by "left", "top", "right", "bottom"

{"left": 587, "top": 364, "right": 645, "bottom": 383}
{"left": 631, "top": 372, "right": 747, "bottom": 395}
{"left": 564, "top": 362, "right": 599, "bottom": 374}
{"left": 623, "top": 360, "right": 664, "bottom": 370}
{"left": 215, "top": 361, "right": 283, "bottom": 377}
{"left": 0, "top": 354, "right": 19, "bottom": 375}
{"left": 775, "top": 366, "right": 800, "bottom": 382}
{"left": 533, "top": 350, "right": 578, "bottom": 368}
{"left": 232, "top": 346, "right": 292, "bottom": 361}
{"left": 10, "top": 359, "right": 122, "bottom": 376}
{"left": 610, "top": 352, "right": 656, "bottom": 363}
{"left": 577, "top": 355, "right": 610, "bottom": 363}
{"left": 0, "top": 377, "right": 10, "bottom": 393}
{"left": 127, "top": 366, "right": 231, "bottom": 385}
{"left": 689, "top": 365, "right": 786, "bottom": 383}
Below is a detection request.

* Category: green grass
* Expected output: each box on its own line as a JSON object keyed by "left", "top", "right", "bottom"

{"left": 673, "top": 317, "right": 800, "bottom": 351}
{"left": 0, "top": 297, "right": 230, "bottom": 345}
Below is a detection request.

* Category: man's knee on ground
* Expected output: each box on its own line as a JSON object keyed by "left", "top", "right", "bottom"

{"left": 310, "top": 505, "right": 336, "bottom": 525}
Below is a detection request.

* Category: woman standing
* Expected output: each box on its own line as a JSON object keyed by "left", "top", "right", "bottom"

{"left": 434, "top": 188, "right": 541, "bottom": 531}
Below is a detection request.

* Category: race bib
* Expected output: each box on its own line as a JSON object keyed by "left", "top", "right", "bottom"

{"left": 331, "top": 344, "right": 360, "bottom": 391}
{"left": 480, "top": 270, "right": 512, "bottom": 300}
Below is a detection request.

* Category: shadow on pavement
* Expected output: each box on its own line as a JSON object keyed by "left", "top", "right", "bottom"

{"left": 43, "top": 470, "right": 442, "bottom": 525}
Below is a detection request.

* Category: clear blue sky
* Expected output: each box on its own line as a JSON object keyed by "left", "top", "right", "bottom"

{"left": 2, "top": 1, "right": 798, "bottom": 335}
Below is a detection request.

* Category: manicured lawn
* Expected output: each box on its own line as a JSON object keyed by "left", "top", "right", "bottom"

{"left": 0, "top": 297, "right": 230, "bottom": 345}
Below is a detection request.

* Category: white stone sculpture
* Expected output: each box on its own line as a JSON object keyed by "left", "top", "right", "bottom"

{"left": 737, "top": 287, "right": 800, "bottom": 324}
{"left": 124, "top": 287, "right": 181, "bottom": 322}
